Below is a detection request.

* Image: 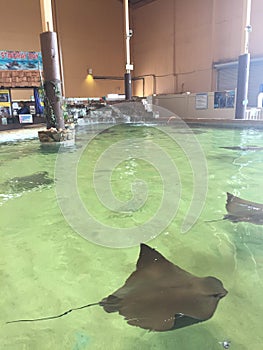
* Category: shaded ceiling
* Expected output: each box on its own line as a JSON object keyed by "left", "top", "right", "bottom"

{"left": 119, "top": 0, "right": 157, "bottom": 8}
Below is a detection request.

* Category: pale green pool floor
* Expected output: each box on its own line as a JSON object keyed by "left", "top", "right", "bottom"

{"left": 0, "top": 124, "right": 263, "bottom": 350}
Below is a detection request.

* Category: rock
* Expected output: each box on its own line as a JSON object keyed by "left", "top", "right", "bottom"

{"left": 38, "top": 126, "right": 75, "bottom": 143}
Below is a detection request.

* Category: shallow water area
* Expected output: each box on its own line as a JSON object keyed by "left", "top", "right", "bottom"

{"left": 0, "top": 122, "right": 262, "bottom": 350}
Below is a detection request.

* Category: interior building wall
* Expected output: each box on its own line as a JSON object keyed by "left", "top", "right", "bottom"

{"left": 0, "top": 0, "right": 126, "bottom": 98}
{"left": 0, "top": 0, "right": 42, "bottom": 52}
{"left": 130, "top": 0, "right": 175, "bottom": 96}
{"left": 174, "top": 0, "right": 217, "bottom": 94}
{"left": 249, "top": 0, "right": 263, "bottom": 56}
{"left": 132, "top": 0, "right": 263, "bottom": 96}
{"left": 154, "top": 93, "right": 235, "bottom": 119}
{"left": 0, "top": 0, "right": 263, "bottom": 99}
{"left": 54, "top": 0, "right": 125, "bottom": 98}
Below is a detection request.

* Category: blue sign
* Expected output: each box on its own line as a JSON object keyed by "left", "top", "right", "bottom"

{"left": 0, "top": 51, "right": 43, "bottom": 71}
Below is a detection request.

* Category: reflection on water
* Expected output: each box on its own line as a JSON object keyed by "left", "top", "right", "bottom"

{"left": 0, "top": 124, "right": 262, "bottom": 349}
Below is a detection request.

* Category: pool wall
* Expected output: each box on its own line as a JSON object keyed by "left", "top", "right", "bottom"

{"left": 154, "top": 92, "right": 263, "bottom": 120}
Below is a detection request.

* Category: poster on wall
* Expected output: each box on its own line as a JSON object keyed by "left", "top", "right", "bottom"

{"left": 0, "top": 89, "right": 11, "bottom": 117}
{"left": 195, "top": 93, "right": 208, "bottom": 109}
{"left": 0, "top": 51, "right": 43, "bottom": 71}
{"left": 214, "top": 90, "right": 235, "bottom": 109}
{"left": 19, "top": 114, "right": 33, "bottom": 124}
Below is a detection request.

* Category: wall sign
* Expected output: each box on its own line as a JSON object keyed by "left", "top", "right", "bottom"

{"left": 195, "top": 93, "right": 208, "bottom": 109}
{"left": 19, "top": 114, "right": 33, "bottom": 123}
{"left": 0, "top": 51, "right": 42, "bottom": 71}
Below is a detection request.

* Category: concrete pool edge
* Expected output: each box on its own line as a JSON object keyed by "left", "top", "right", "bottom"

{"left": 0, "top": 124, "right": 46, "bottom": 143}
{"left": 0, "top": 118, "right": 262, "bottom": 143}
{"left": 181, "top": 118, "right": 263, "bottom": 129}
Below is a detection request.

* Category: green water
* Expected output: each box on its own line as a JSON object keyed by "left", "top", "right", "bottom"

{"left": 0, "top": 124, "right": 262, "bottom": 350}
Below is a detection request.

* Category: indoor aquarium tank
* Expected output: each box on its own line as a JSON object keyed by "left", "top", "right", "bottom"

{"left": 0, "top": 102, "right": 262, "bottom": 350}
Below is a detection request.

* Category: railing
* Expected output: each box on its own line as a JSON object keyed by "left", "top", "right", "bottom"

{"left": 245, "top": 108, "right": 263, "bottom": 120}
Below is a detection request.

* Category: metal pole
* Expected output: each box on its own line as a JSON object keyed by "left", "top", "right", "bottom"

{"left": 235, "top": 0, "right": 252, "bottom": 119}
{"left": 124, "top": 0, "right": 132, "bottom": 100}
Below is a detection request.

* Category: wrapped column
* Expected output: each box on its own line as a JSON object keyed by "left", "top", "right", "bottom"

{"left": 40, "top": 31, "right": 64, "bottom": 129}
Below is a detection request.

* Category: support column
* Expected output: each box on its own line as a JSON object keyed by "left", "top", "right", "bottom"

{"left": 235, "top": 0, "right": 252, "bottom": 119}
{"left": 40, "top": 31, "right": 64, "bottom": 129}
{"left": 123, "top": 0, "right": 133, "bottom": 100}
{"left": 235, "top": 53, "right": 250, "bottom": 119}
{"left": 40, "top": 0, "right": 64, "bottom": 130}
{"left": 125, "top": 73, "right": 132, "bottom": 100}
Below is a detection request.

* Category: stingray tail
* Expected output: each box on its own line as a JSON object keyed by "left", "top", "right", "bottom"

{"left": 6, "top": 302, "right": 99, "bottom": 324}
{"left": 204, "top": 218, "right": 224, "bottom": 223}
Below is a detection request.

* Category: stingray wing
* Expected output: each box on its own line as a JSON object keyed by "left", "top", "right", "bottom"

{"left": 225, "top": 192, "right": 263, "bottom": 224}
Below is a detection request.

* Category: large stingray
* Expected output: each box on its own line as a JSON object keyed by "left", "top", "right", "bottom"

{"left": 7, "top": 244, "right": 227, "bottom": 332}
{"left": 224, "top": 192, "right": 263, "bottom": 225}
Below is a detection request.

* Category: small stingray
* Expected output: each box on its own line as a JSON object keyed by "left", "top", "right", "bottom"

{"left": 171, "top": 128, "right": 206, "bottom": 135}
{"left": 7, "top": 244, "right": 227, "bottom": 332}
{"left": 2, "top": 171, "right": 53, "bottom": 193}
{"left": 224, "top": 192, "right": 263, "bottom": 225}
{"left": 98, "top": 128, "right": 117, "bottom": 135}
{"left": 220, "top": 146, "right": 263, "bottom": 151}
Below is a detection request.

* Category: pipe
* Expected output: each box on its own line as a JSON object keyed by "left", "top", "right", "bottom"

{"left": 93, "top": 76, "right": 124, "bottom": 80}
{"left": 123, "top": 0, "right": 132, "bottom": 99}
{"left": 93, "top": 75, "right": 145, "bottom": 97}
{"left": 124, "top": 0, "right": 131, "bottom": 72}
{"left": 241, "top": 0, "right": 252, "bottom": 55}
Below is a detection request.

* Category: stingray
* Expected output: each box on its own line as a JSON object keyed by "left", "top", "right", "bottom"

{"left": 224, "top": 192, "right": 263, "bottom": 225}
{"left": 2, "top": 171, "right": 53, "bottom": 193}
{"left": 220, "top": 146, "right": 263, "bottom": 151}
{"left": 7, "top": 244, "right": 227, "bottom": 332}
{"left": 171, "top": 129, "right": 206, "bottom": 135}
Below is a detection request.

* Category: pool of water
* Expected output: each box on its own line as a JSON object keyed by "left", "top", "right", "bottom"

{"left": 0, "top": 123, "right": 262, "bottom": 350}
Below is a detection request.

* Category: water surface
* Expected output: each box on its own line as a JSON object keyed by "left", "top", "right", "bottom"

{"left": 0, "top": 124, "right": 262, "bottom": 350}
